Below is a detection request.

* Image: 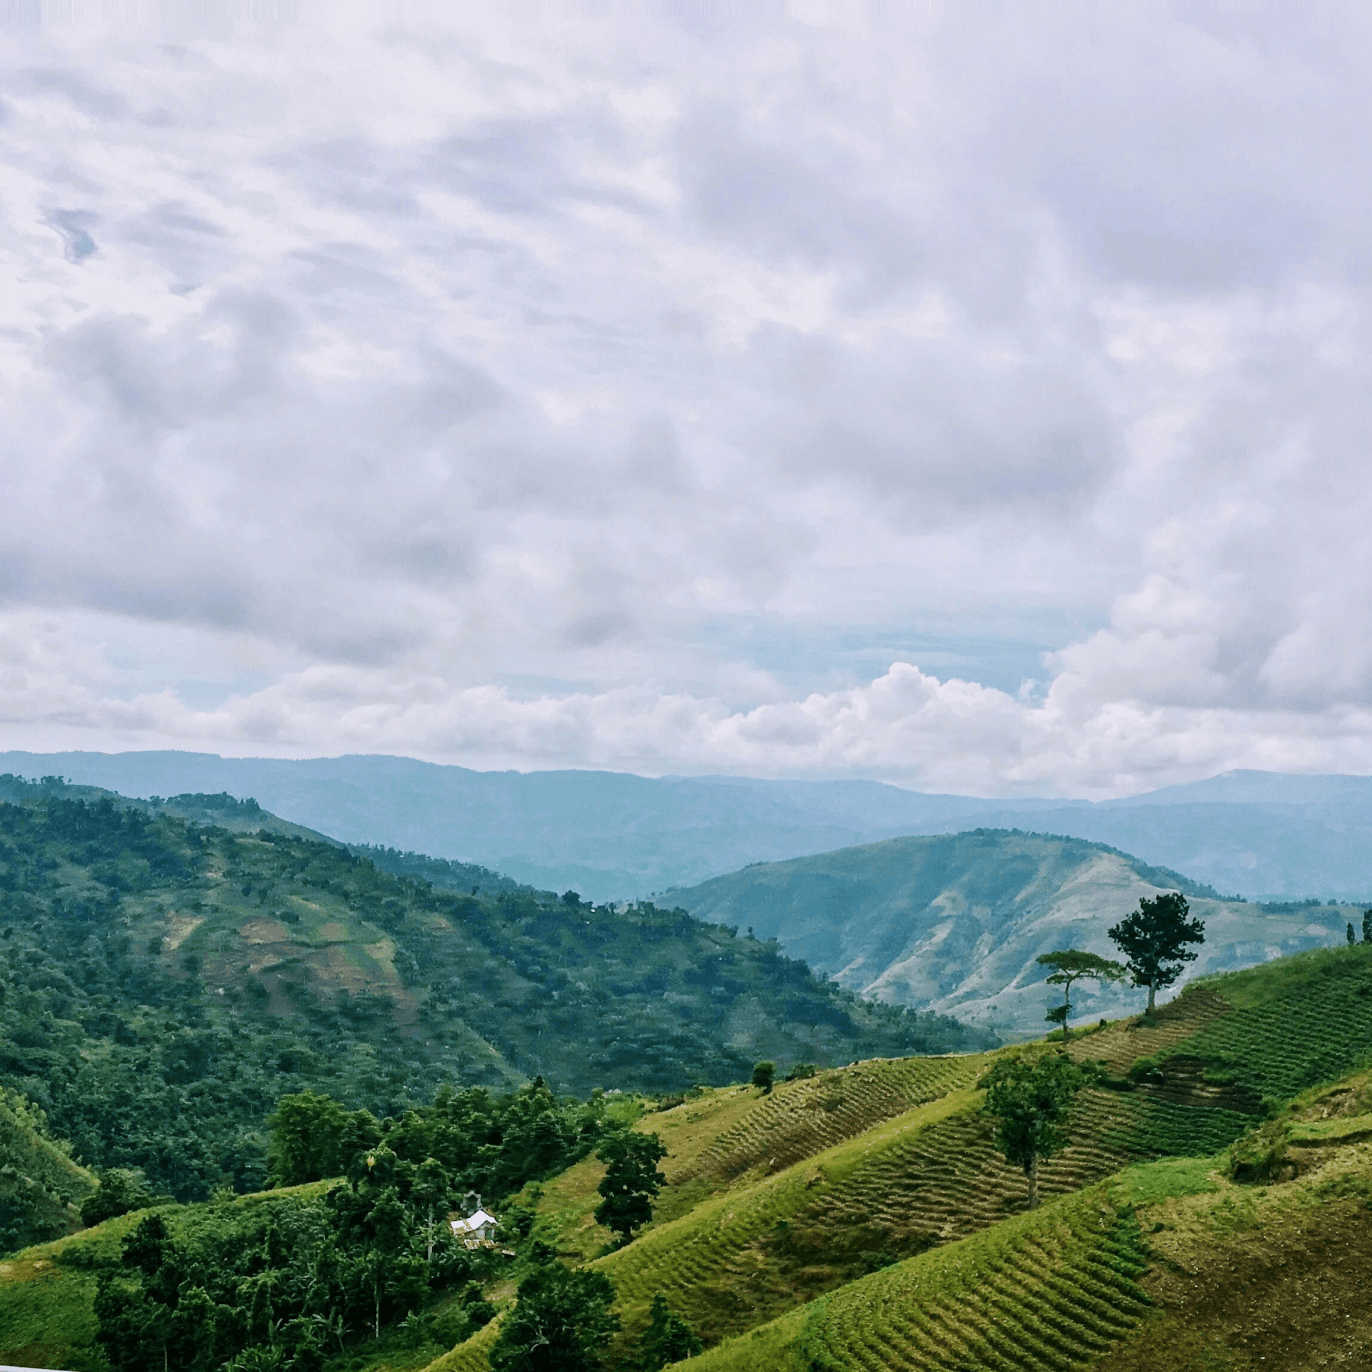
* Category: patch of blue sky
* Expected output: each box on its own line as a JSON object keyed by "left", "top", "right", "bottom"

{"left": 687, "top": 609, "right": 1102, "bottom": 700}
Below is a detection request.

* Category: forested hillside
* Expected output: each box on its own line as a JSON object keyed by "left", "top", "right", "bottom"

{"left": 0, "top": 776, "right": 988, "bottom": 1211}
{"left": 673, "top": 829, "right": 1354, "bottom": 1033}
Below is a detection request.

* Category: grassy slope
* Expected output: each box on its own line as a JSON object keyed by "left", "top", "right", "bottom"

{"left": 426, "top": 945, "right": 1372, "bottom": 1372}
{"left": 687, "top": 1087, "right": 1372, "bottom": 1371}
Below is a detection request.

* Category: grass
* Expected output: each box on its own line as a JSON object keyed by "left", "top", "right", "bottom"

{"left": 1090, "top": 1125, "right": 1372, "bottom": 1370}
{"left": 416, "top": 1318, "right": 502, "bottom": 1372}
{"left": 483, "top": 1004, "right": 1291, "bottom": 1369}
{"left": 524, "top": 1057, "right": 994, "bottom": 1263}
{"left": 1087, "top": 946, "right": 1372, "bottom": 1111}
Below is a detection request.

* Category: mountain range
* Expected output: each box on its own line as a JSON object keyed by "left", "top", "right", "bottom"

{"left": 6, "top": 750, "right": 1372, "bottom": 901}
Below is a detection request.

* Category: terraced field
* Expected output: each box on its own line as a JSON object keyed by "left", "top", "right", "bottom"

{"left": 578, "top": 1066, "right": 1259, "bottom": 1355}
{"left": 1077, "top": 946, "right": 1372, "bottom": 1106}
{"left": 598, "top": 1090, "right": 980, "bottom": 1345}
{"left": 800, "top": 1085, "right": 1241, "bottom": 1251}
{"left": 530, "top": 1055, "right": 994, "bottom": 1258}
{"left": 399, "top": 947, "right": 1372, "bottom": 1372}
{"left": 678, "top": 1054, "right": 986, "bottom": 1185}
{"left": 422, "top": 1319, "right": 502, "bottom": 1372}
{"left": 685, "top": 1182, "right": 1156, "bottom": 1372}
{"left": 1066, "top": 984, "right": 1231, "bottom": 1073}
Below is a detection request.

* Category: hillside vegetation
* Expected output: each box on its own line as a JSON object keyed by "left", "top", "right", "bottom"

{"left": 5, "top": 944, "right": 1372, "bottom": 1369}
{"left": 673, "top": 829, "right": 1355, "bottom": 1034}
{"left": 463, "top": 943, "right": 1372, "bottom": 1371}
{"left": 0, "top": 775, "right": 986, "bottom": 1207}
{"left": 0, "top": 1091, "right": 95, "bottom": 1254}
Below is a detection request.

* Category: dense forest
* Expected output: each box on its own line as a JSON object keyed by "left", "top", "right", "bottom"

{"left": 0, "top": 775, "right": 990, "bottom": 1231}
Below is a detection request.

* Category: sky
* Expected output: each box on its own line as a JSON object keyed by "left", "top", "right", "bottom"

{"left": 3, "top": 1, "right": 1372, "bottom": 796}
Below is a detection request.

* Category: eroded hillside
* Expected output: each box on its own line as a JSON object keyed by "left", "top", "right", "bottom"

{"left": 673, "top": 829, "right": 1353, "bottom": 1034}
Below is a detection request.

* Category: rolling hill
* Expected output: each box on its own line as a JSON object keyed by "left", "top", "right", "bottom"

{"left": 9, "top": 943, "right": 1372, "bottom": 1371}
{"left": 0, "top": 773, "right": 987, "bottom": 1206}
{"left": 672, "top": 829, "right": 1354, "bottom": 1035}
{"left": 10, "top": 750, "right": 1372, "bottom": 900}
{"left": 477, "top": 944, "right": 1372, "bottom": 1371}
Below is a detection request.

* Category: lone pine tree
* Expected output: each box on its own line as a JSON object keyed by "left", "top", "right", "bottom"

{"left": 1108, "top": 891, "right": 1205, "bottom": 1013}
{"left": 1036, "top": 950, "right": 1125, "bottom": 1043}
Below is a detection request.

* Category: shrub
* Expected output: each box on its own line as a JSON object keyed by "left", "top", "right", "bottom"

{"left": 1229, "top": 1120, "right": 1294, "bottom": 1184}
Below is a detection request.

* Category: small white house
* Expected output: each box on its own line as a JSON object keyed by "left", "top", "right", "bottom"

{"left": 449, "top": 1207, "right": 499, "bottom": 1246}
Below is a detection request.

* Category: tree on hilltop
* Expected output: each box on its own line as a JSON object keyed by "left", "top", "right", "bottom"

{"left": 980, "top": 1054, "right": 1086, "bottom": 1210}
{"left": 1108, "top": 892, "right": 1205, "bottom": 1014}
{"left": 1036, "top": 950, "right": 1126, "bottom": 1043}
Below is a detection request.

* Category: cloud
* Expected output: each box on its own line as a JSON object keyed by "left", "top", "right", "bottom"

{"left": 3, "top": 5, "right": 1372, "bottom": 792}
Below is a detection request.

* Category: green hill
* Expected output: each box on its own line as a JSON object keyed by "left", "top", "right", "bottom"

{"left": 671, "top": 829, "right": 1353, "bottom": 1035}
{"left": 6, "top": 945, "right": 1372, "bottom": 1370}
{"left": 0, "top": 774, "right": 987, "bottom": 1205}
{"left": 453, "top": 943, "right": 1372, "bottom": 1372}
{"left": 0, "top": 1091, "right": 95, "bottom": 1255}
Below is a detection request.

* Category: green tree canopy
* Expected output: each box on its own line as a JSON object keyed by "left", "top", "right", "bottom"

{"left": 594, "top": 1131, "right": 668, "bottom": 1241}
{"left": 80, "top": 1167, "right": 157, "bottom": 1227}
{"left": 489, "top": 1263, "right": 619, "bottom": 1372}
{"left": 751, "top": 1061, "right": 776, "bottom": 1094}
{"left": 1107, "top": 892, "right": 1205, "bottom": 1013}
{"left": 1035, "top": 950, "right": 1126, "bottom": 1043}
{"left": 639, "top": 1292, "right": 703, "bottom": 1371}
{"left": 980, "top": 1054, "right": 1086, "bottom": 1209}
{"left": 266, "top": 1089, "right": 381, "bottom": 1187}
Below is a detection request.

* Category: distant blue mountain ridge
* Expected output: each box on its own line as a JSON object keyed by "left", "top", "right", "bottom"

{"left": 0, "top": 751, "right": 1369, "bottom": 903}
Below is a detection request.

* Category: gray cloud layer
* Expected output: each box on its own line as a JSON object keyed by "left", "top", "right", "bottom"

{"left": 3, "top": 2, "right": 1372, "bottom": 793}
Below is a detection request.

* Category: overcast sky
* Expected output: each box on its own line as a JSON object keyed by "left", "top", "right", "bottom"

{"left": 4, "top": 1, "right": 1372, "bottom": 795}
